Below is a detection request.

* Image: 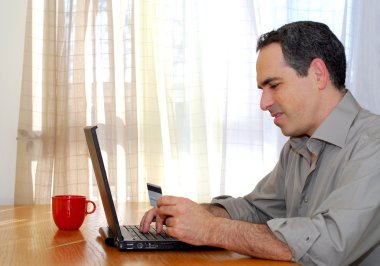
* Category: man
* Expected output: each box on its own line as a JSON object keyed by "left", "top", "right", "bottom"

{"left": 139, "top": 21, "right": 380, "bottom": 265}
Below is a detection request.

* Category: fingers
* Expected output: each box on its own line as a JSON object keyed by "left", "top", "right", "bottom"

{"left": 139, "top": 196, "right": 187, "bottom": 233}
{"left": 139, "top": 208, "right": 159, "bottom": 232}
{"left": 155, "top": 213, "right": 166, "bottom": 233}
{"left": 157, "top": 195, "right": 181, "bottom": 207}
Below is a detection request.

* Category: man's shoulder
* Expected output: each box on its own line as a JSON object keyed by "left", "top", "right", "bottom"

{"left": 353, "top": 109, "right": 380, "bottom": 140}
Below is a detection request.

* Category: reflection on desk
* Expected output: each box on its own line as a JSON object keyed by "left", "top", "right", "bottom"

{"left": 0, "top": 203, "right": 298, "bottom": 265}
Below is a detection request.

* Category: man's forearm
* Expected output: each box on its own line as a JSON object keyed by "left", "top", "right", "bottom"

{"left": 207, "top": 217, "right": 293, "bottom": 261}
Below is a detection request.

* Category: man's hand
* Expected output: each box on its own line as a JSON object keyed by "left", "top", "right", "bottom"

{"left": 139, "top": 195, "right": 219, "bottom": 246}
{"left": 154, "top": 196, "right": 219, "bottom": 246}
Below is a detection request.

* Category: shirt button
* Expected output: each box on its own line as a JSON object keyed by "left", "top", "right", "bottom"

{"left": 304, "top": 197, "right": 309, "bottom": 203}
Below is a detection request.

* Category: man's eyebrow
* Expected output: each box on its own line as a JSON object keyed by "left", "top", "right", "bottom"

{"left": 258, "top": 77, "right": 281, "bottom": 89}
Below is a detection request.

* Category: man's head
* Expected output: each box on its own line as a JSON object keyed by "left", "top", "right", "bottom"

{"left": 256, "top": 21, "right": 347, "bottom": 137}
{"left": 257, "top": 21, "right": 346, "bottom": 91}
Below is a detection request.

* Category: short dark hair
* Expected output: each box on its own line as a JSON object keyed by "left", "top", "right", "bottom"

{"left": 256, "top": 21, "right": 346, "bottom": 90}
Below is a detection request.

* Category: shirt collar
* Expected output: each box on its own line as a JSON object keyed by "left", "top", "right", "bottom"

{"left": 290, "top": 90, "right": 361, "bottom": 149}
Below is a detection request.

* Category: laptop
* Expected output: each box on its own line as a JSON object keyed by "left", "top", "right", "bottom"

{"left": 84, "top": 125, "right": 209, "bottom": 251}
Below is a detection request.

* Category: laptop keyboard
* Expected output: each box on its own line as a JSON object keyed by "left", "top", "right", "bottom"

{"left": 122, "top": 225, "right": 174, "bottom": 241}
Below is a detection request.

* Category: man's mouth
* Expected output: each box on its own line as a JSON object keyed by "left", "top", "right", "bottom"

{"left": 271, "top": 112, "right": 284, "bottom": 125}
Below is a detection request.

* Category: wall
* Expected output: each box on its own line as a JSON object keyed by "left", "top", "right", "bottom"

{"left": 0, "top": 0, "right": 28, "bottom": 204}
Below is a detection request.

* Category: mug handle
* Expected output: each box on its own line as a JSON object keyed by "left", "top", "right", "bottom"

{"left": 85, "top": 200, "right": 96, "bottom": 214}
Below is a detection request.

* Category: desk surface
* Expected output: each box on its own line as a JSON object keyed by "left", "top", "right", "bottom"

{"left": 0, "top": 203, "right": 297, "bottom": 266}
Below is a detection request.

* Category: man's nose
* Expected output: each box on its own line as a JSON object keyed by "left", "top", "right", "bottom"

{"left": 260, "top": 88, "right": 274, "bottom": 111}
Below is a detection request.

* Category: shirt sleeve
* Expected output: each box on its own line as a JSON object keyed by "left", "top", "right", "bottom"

{"left": 211, "top": 195, "right": 272, "bottom": 223}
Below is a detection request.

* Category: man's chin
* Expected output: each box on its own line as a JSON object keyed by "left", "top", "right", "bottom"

{"left": 279, "top": 126, "right": 302, "bottom": 137}
{"left": 278, "top": 126, "right": 290, "bottom": 136}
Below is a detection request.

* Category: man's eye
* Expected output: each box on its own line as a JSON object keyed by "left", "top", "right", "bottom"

{"left": 270, "top": 83, "right": 279, "bottom": 89}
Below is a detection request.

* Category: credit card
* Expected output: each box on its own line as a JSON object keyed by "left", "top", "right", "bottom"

{"left": 147, "top": 183, "right": 162, "bottom": 207}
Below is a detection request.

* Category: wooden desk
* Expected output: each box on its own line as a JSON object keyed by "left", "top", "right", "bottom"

{"left": 0, "top": 203, "right": 297, "bottom": 266}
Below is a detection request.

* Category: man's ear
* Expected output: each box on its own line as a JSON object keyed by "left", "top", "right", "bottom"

{"left": 309, "top": 58, "right": 329, "bottom": 90}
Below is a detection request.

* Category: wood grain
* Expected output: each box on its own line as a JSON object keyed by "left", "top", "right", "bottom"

{"left": 0, "top": 203, "right": 298, "bottom": 266}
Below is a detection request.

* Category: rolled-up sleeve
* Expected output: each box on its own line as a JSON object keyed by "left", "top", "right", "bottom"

{"left": 268, "top": 217, "right": 320, "bottom": 262}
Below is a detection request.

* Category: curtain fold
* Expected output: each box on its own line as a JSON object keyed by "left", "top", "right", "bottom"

{"left": 16, "top": 0, "right": 58, "bottom": 204}
{"left": 16, "top": 0, "right": 372, "bottom": 205}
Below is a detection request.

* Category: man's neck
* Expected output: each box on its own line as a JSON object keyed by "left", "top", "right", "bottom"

{"left": 309, "top": 87, "right": 347, "bottom": 136}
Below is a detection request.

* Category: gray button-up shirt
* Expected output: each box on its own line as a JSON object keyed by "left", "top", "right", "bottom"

{"left": 212, "top": 91, "right": 380, "bottom": 265}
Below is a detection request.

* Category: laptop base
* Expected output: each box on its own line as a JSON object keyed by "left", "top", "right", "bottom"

{"left": 99, "top": 226, "right": 212, "bottom": 250}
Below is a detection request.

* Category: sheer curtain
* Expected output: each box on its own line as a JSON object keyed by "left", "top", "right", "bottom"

{"left": 344, "top": 0, "right": 380, "bottom": 115}
{"left": 15, "top": 0, "right": 378, "bottom": 204}
{"left": 15, "top": 0, "right": 136, "bottom": 204}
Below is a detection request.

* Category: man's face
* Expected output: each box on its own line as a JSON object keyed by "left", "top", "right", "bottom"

{"left": 256, "top": 43, "right": 321, "bottom": 137}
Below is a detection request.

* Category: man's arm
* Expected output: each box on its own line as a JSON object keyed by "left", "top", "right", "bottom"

{"left": 209, "top": 217, "right": 292, "bottom": 261}
{"left": 157, "top": 196, "right": 292, "bottom": 261}
{"left": 200, "top": 202, "right": 292, "bottom": 260}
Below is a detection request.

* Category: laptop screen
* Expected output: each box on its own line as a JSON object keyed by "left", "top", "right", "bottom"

{"left": 84, "top": 125, "right": 124, "bottom": 241}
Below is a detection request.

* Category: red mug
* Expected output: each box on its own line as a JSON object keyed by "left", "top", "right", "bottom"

{"left": 52, "top": 195, "right": 96, "bottom": 230}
